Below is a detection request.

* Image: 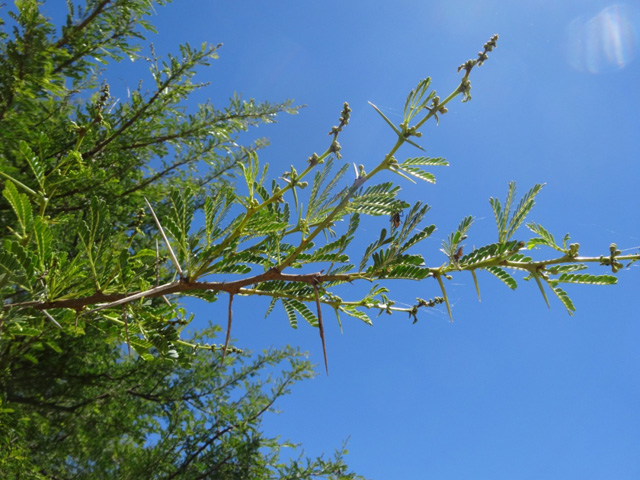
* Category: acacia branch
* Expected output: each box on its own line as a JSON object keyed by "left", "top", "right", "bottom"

{"left": 5, "top": 254, "right": 637, "bottom": 314}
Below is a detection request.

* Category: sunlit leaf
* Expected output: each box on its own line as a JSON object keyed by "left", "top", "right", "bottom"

{"left": 2, "top": 180, "right": 33, "bottom": 237}
{"left": 556, "top": 273, "right": 617, "bottom": 286}
{"left": 550, "top": 285, "right": 575, "bottom": 316}
{"left": 339, "top": 305, "right": 372, "bottom": 325}
{"left": 485, "top": 266, "right": 517, "bottom": 289}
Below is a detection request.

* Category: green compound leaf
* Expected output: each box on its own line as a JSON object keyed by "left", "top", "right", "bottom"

{"left": 359, "top": 228, "right": 393, "bottom": 271}
{"left": 281, "top": 298, "right": 318, "bottom": 328}
{"left": 2, "top": 241, "right": 37, "bottom": 287}
{"left": 400, "top": 224, "right": 436, "bottom": 253}
{"left": 441, "top": 216, "right": 473, "bottom": 259}
{"left": 282, "top": 298, "right": 299, "bottom": 329}
{"left": 167, "top": 186, "right": 195, "bottom": 248}
{"left": 555, "top": 273, "right": 617, "bottom": 286}
{"left": 307, "top": 159, "right": 349, "bottom": 223}
{"left": 505, "top": 184, "right": 544, "bottom": 241}
{"left": 204, "top": 188, "right": 234, "bottom": 245}
{"left": 400, "top": 157, "right": 448, "bottom": 167}
{"left": 550, "top": 285, "right": 575, "bottom": 316}
{"left": 78, "top": 196, "right": 108, "bottom": 250}
{"left": 347, "top": 195, "right": 407, "bottom": 217}
{"left": 491, "top": 183, "right": 544, "bottom": 243}
{"left": 291, "top": 298, "right": 318, "bottom": 327}
{"left": 403, "top": 77, "right": 435, "bottom": 124}
{"left": 460, "top": 240, "right": 523, "bottom": 268}
{"left": 394, "top": 156, "right": 448, "bottom": 184}
{"left": 206, "top": 262, "right": 252, "bottom": 275}
{"left": 395, "top": 166, "right": 436, "bottom": 184}
{"left": 0, "top": 250, "right": 23, "bottom": 289}
{"left": 339, "top": 305, "right": 372, "bottom": 325}
{"left": 485, "top": 266, "right": 518, "bottom": 290}
{"left": 384, "top": 265, "right": 431, "bottom": 280}
{"left": 239, "top": 150, "right": 261, "bottom": 197}
{"left": 297, "top": 252, "right": 349, "bottom": 264}
{"left": 545, "top": 264, "right": 588, "bottom": 275}
{"left": 33, "top": 217, "right": 52, "bottom": 270}
{"left": 18, "top": 140, "right": 45, "bottom": 191}
{"left": 2, "top": 180, "right": 33, "bottom": 238}
{"left": 526, "top": 222, "right": 564, "bottom": 251}
{"left": 244, "top": 210, "right": 289, "bottom": 235}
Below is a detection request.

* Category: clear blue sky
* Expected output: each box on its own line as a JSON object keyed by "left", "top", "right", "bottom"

{"left": 47, "top": 1, "right": 640, "bottom": 478}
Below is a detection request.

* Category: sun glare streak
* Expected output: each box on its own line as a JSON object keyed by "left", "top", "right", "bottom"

{"left": 564, "top": 4, "right": 639, "bottom": 73}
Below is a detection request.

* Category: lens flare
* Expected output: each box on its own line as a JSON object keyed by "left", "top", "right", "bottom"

{"left": 564, "top": 4, "right": 639, "bottom": 73}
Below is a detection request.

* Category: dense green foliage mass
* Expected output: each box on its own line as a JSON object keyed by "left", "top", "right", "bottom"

{"left": 1, "top": 0, "right": 637, "bottom": 478}
{"left": 0, "top": 1, "right": 359, "bottom": 477}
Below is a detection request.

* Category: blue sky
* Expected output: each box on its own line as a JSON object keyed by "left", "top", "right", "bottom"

{"left": 46, "top": 1, "right": 640, "bottom": 478}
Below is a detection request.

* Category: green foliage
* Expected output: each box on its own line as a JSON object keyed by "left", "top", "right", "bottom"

{"left": 0, "top": 1, "right": 361, "bottom": 477}
{"left": 490, "top": 182, "right": 544, "bottom": 243}
{"left": 0, "top": 326, "right": 362, "bottom": 479}
{"left": 0, "top": 1, "right": 637, "bottom": 476}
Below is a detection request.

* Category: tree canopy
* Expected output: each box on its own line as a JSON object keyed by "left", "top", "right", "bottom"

{"left": 1, "top": 0, "right": 638, "bottom": 478}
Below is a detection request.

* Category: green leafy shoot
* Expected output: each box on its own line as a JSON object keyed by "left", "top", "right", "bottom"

{"left": 18, "top": 140, "right": 46, "bottom": 194}
{"left": 77, "top": 197, "right": 109, "bottom": 289}
{"left": 327, "top": 213, "right": 360, "bottom": 274}
{"left": 490, "top": 182, "right": 544, "bottom": 243}
{"left": 403, "top": 77, "right": 436, "bottom": 125}
{"left": 544, "top": 264, "right": 588, "bottom": 275}
{"left": 394, "top": 202, "right": 434, "bottom": 253}
{"left": 485, "top": 266, "right": 518, "bottom": 290}
{"left": 526, "top": 223, "right": 570, "bottom": 253}
{"left": 203, "top": 187, "right": 234, "bottom": 246}
{"left": 238, "top": 150, "right": 262, "bottom": 201}
{"left": 459, "top": 240, "right": 524, "bottom": 269}
{"left": 165, "top": 186, "right": 195, "bottom": 261}
{"left": 553, "top": 273, "right": 617, "bottom": 286}
{"left": 306, "top": 158, "right": 350, "bottom": 223}
{"left": 359, "top": 228, "right": 394, "bottom": 272}
{"left": 282, "top": 298, "right": 318, "bottom": 328}
{"left": 392, "top": 157, "right": 448, "bottom": 184}
{"left": 441, "top": 215, "right": 474, "bottom": 261}
{"left": 3, "top": 181, "right": 34, "bottom": 239}
{"left": 347, "top": 183, "right": 408, "bottom": 216}
{"left": 338, "top": 304, "right": 372, "bottom": 325}
{"left": 549, "top": 284, "right": 575, "bottom": 316}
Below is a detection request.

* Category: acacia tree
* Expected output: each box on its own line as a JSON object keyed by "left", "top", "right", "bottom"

{"left": 0, "top": 1, "right": 359, "bottom": 477}
{"left": 1, "top": 0, "right": 638, "bottom": 478}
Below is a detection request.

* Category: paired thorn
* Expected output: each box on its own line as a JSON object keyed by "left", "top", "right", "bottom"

{"left": 471, "top": 269, "right": 482, "bottom": 302}
{"left": 122, "top": 305, "right": 131, "bottom": 355}
{"left": 144, "top": 197, "right": 184, "bottom": 278}
{"left": 313, "top": 282, "right": 329, "bottom": 375}
{"left": 533, "top": 275, "right": 551, "bottom": 309}
{"left": 220, "top": 293, "right": 234, "bottom": 367}
{"left": 434, "top": 273, "right": 453, "bottom": 322}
